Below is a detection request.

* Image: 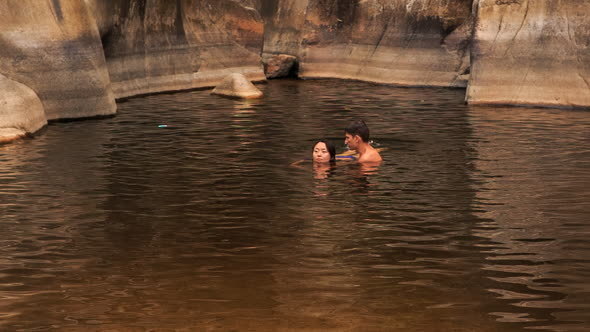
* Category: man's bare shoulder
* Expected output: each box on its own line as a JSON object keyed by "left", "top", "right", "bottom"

{"left": 358, "top": 148, "right": 382, "bottom": 163}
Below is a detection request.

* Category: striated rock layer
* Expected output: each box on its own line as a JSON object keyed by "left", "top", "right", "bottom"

{"left": 88, "top": 0, "right": 266, "bottom": 99}
{"left": 1, "top": 0, "right": 589, "bottom": 139}
{"left": 261, "top": 0, "right": 473, "bottom": 87}
{"left": 0, "top": 74, "right": 47, "bottom": 143}
{"left": 0, "top": 0, "right": 116, "bottom": 121}
{"left": 467, "top": 0, "right": 590, "bottom": 108}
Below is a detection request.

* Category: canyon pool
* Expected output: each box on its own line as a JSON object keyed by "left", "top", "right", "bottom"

{"left": 1, "top": 79, "right": 589, "bottom": 331}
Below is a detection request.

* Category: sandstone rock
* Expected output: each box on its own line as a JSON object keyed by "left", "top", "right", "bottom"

{"left": 0, "top": 74, "right": 47, "bottom": 143}
{"left": 1, "top": 0, "right": 587, "bottom": 114}
{"left": 211, "top": 73, "right": 264, "bottom": 99}
{"left": 91, "top": 0, "right": 266, "bottom": 99}
{"left": 0, "top": 0, "right": 116, "bottom": 121}
{"left": 263, "top": 54, "right": 298, "bottom": 78}
{"left": 452, "top": 74, "right": 470, "bottom": 88}
{"left": 467, "top": 0, "right": 590, "bottom": 108}
{"left": 261, "top": 0, "right": 473, "bottom": 87}
{"left": 259, "top": 0, "right": 310, "bottom": 58}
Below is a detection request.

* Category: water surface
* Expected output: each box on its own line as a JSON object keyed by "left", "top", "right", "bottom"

{"left": 1, "top": 79, "right": 589, "bottom": 331}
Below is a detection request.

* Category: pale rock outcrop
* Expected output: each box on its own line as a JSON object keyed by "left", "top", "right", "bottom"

{"left": 467, "top": 0, "right": 590, "bottom": 108}
{"left": 0, "top": 0, "right": 116, "bottom": 121}
{"left": 263, "top": 54, "right": 298, "bottom": 78}
{"left": 89, "top": 0, "right": 266, "bottom": 99}
{"left": 261, "top": 0, "right": 473, "bottom": 87}
{"left": 211, "top": 73, "right": 264, "bottom": 99}
{"left": 0, "top": 74, "right": 47, "bottom": 143}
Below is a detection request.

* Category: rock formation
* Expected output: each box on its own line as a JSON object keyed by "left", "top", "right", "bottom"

{"left": 0, "top": 74, "right": 47, "bottom": 143}
{"left": 261, "top": 0, "right": 474, "bottom": 87}
{"left": 467, "top": 0, "right": 590, "bottom": 108}
{"left": 0, "top": 0, "right": 589, "bottom": 143}
{"left": 211, "top": 73, "right": 264, "bottom": 99}
{"left": 88, "top": 0, "right": 266, "bottom": 99}
{"left": 263, "top": 54, "right": 298, "bottom": 78}
{"left": 0, "top": 0, "right": 116, "bottom": 121}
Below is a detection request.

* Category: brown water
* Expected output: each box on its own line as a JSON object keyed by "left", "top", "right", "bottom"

{"left": 0, "top": 79, "right": 589, "bottom": 331}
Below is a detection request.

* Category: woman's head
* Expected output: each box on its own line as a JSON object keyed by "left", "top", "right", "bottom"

{"left": 312, "top": 140, "right": 336, "bottom": 163}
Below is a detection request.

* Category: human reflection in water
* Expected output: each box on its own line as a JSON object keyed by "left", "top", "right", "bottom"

{"left": 312, "top": 161, "right": 332, "bottom": 179}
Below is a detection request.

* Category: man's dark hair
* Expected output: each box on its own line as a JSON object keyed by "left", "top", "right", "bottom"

{"left": 313, "top": 139, "right": 336, "bottom": 162}
{"left": 344, "top": 119, "right": 370, "bottom": 142}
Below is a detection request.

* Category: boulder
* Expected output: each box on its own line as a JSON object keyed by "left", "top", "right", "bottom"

{"left": 0, "top": 74, "right": 47, "bottom": 143}
{"left": 263, "top": 54, "right": 298, "bottom": 78}
{"left": 467, "top": 0, "right": 590, "bottom": 108}
{"left": 211, "top": 73, "right": 264, "bottom": 99}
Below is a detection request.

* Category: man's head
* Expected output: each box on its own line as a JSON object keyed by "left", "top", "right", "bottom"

{"left": 344, "top": 119, "right": 370, "bottom": 150}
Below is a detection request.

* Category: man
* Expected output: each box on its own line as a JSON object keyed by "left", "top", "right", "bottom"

{"left": 344, "top": 119, "right": 382, "bottom": 163}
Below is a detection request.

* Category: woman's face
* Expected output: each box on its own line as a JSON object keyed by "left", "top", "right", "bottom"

{"left": 313, "top": 142, "right": 331, "bottom": 163}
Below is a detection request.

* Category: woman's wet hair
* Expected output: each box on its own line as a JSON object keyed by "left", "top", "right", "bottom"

{"left": 313, "top": 139, "right": 336, "bottom": 162}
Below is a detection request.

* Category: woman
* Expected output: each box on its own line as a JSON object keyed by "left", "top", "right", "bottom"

{"left": 312, "top": 139, "right": 336, "bottom": 164}
{"left": 292, "top": 139, "right": 336, "bottom": 166}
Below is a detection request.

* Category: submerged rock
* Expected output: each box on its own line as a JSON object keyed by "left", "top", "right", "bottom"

{"left": 263, "top": 54, "right": 298, "bottom": 78}
{"left": 211, "top": 73, "right": 264, "bottom": 99}
{"left": 0, "top": 74, "right": 47, "bottom": 143}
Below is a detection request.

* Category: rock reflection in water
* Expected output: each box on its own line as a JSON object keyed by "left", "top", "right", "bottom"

{"left": 0, "top": 79, "right": 588, "bottom": 331}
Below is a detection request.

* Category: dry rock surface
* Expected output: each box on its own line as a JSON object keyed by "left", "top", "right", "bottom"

{"left": 0, "top": 0, "right": 116, "bottom": 121}
{"left": 0, "top": 0, "right": 588, "bottom": 143}
{"left": 88, "top": 0, "right": 266, "bottom": 99}
{"left": 263, "top": 54, "right": 298, "bottom": 78}
{"left": 467, "top": 0, "right": 590, "bottom": 107}
{"left": 0, "top": 74, "right": 46, "bottom": 143}
{"left": 260, "top": 0, "right": 473, "bottom": 87}
{"left": 212, "top": 73, "right": 264, "bottom": 99}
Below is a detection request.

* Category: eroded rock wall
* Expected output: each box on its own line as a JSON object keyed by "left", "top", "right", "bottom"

{"left": 262, "top": 0, "right": 474, "bottom": 87}
{"left": 90, "top": 0, "right": 266, "bottom": 99}
{"left": 1, "top": 0, "right": 588, "bottom": 140}
{"left": 467, "top": 0, "right": 590, "bottom": 108}
{"left": 0, "top": 0, "right": 116, "bottom": 121}
{"left": 0, "top": 74, "right": 47, "bottom": 143}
